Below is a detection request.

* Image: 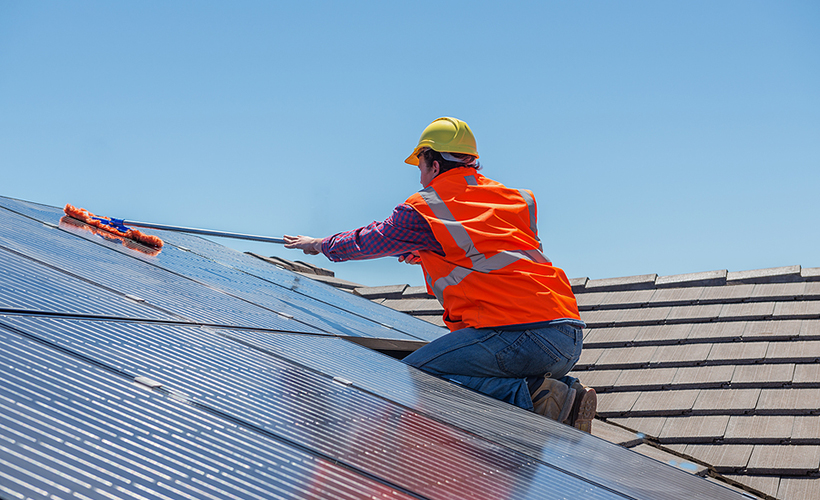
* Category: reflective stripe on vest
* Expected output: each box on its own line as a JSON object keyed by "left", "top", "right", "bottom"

{"left": 418, "top": 186, "right": 552, "bottom": 302}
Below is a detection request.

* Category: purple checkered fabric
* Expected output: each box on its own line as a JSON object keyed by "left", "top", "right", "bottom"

{"left": 322, "top": 203, "right": 444, "bottom": 262}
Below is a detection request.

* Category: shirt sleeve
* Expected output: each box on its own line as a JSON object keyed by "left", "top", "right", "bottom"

{"left": 321, "top": 203, "right": 444, "bottom": 262}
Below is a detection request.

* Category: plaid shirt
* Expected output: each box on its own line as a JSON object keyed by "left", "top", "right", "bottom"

{"left": 321, "top": 203, "right": 444, "bottom": 262}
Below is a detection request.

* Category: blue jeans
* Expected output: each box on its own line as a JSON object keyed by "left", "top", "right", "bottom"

{"left": 403, "top": 322, "right": 583, "bottom": 411}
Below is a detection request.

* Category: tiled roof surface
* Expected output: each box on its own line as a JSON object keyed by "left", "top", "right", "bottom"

{"left": 345, "top": 265, "right": 820, "bottom": 500}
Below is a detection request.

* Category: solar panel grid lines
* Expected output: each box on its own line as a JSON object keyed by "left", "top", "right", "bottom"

{"left": 0, "top": 331, "right": 428, "bottom": 500}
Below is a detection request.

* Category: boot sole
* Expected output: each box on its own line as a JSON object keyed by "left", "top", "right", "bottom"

{"left": 573, "top": 387, "right": 597, "bottom": 433}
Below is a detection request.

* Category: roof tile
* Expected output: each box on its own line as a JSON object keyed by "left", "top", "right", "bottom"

{"left": 599, "top": 289, "right": 656, "bottom": 307}
{"left": 746, "top": 444, "right": 820, "bottom": 474}
{"left": 692, "top": 388, "right": 762, "bottom": 414}
{"left": 687, "top": 321, "right": 746, "bottom": 341}
{"left": 719, "top": 302, "right": 776, "bottom": 321}
{"left": 596, "top": 391, "right": 641, "bottom": 416}
{"left": 582, "top": 326, "right": 640, "bottom": 346}
{"left": 773, "top": 300, "right": 820, "bottom": 319}
{"left": 402, "top": 285, "right": 432, "bottom": 298}
{"left": 665, "top": 304, "right": 723, "bottom": 322}
{"left": 570, "top": 369, "right": 622, "bottom": 389}
{"left": 608, "top": 417, "right": 669, "bottom": 438}
{"left": 655, "top": 270, "right": 727, "bottom": 288}
{"left": 724, "top": 416, "right": 795, "bottom": 441}
{"left": 707, "top": 341, "right": 768, "bottom": 364}
{"left": 765, "top": 341, "right": 820, "bottom": 362}
{"left": 672, "top": 365, "right": 735, "bottom": 388}
{"left": 380, "top": 298, "right": 442, "bottom": 314}
{"left": 577, "top": 347, "right": 603, "bottom": 366}
{"left": 730, "top": 364, "right": 795, "bottom": 387}
{"left": 658, "top": 415, "right": 730, "bottom": 443}
{"left": 791, "top": 416, "right": 820, "bottom": 442}
{"left": 594, "top": 345, "right": 658, "bottom": 368}
{"left": 723, "top": 474, "right": 781, "bottom": 499}
{"left": 799, "top": 319, "right": 820, "bottom": 337}
{"left": 633, "top": 323, "right": 692, "bottom": 343}
{"left": 353, "top": 284, "right": 408, "bottom": 300}
{"left": 631, "top": 444, "right": 708, "bottom": 475}
{"left": 631, "top": 389, "right": 700, "bottom": 415}
{"left": 727, "top": 266, "right": 802, "bottom": 284}
{"left": 651, "top": 343, "right": 713, "bottom": 365}
{"left": 751, "top": 282, "right": 807, "bottom": 301}
{"left": 757, "top": 389, "right": 820, "bottom": 414}
{"left": 684, "top": 444, "right": 753, "bottom": 472}
{"left": 592, "top": 421, "right": 645, "bottom": 447}
{"left": 777, "top": 477, "right": 820, "bottom": 500}
{"left": 743, "top": 320, "right": 801, "bottom": 340}
{"left": 792, "top": 364, "right": 820, "bottom": 385}
{"left": 700, "top": 284, "right": 756, "bottom": 303}
{"left": 615, "top": 367, "right": 678, "bottom": 390}
{"left": 585, "top": 274, "right": 658, "bottom": 292}
{"left": 648, "top": 286, "right": 704, "bottom": 305}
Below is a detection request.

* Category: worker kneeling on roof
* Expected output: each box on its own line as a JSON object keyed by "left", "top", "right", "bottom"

{"left": 285, "top": 117, "right": 596, "bottom": 432}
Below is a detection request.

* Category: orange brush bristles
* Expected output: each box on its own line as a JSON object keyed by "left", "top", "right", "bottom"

{"left": 63, "top": 204, "right": 164, "bottom": 249}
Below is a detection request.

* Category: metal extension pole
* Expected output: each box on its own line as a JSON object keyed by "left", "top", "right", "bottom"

{"left": 122, "top": 220, "right": 286, "bottom": 244}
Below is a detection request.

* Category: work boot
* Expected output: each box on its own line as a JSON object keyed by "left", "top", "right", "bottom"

{"left": 564, "top": 380, "right": 597, "bottom": 434}
{"left": 530, "top": 377, "right": 576, "bottom": 423}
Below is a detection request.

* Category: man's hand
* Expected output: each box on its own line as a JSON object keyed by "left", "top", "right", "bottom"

{"left": 283, "top": 235, "right": 323, "bottom": 255}
{"left": 398, "top": 251, "right": 422, "bottom": 265}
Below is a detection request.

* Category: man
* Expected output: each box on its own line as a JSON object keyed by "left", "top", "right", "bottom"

{"left": 284, "top": 117, "right": 596, "bottom": 432}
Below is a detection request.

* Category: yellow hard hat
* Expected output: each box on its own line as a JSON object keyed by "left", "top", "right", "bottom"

{"left": 405, "top": 117, "right": 479, "bottom": 166}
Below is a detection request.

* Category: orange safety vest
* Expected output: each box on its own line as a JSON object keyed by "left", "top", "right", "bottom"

{"left": 405, "top": 167, "right": 581, "bottom": 332}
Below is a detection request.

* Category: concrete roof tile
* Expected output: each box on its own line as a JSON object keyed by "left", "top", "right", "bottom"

{"left": 353, "top": 284, "right": 408, "bottom": 300}
{"left": 575, "top": 291, "right": 608, "bottom": 309}
{"left": 803, "top": 267, "right": 820, "bottom": 280}
{"left": 659, "top": 415, "right": 730, "bottom": 443}
{"left": 631, "top": 389, "right": 700, "bottom": 415}
{"left": 751, "top": 282, "right": 807, "bottom": 301}
{"left": 742, "top": 320, "right": 802, "bottom": 340}
{"left": 655, "top": 269, "right": 727, "bottom": 288}
{"left": 799, "top": 319, "right": 820, "bottom": 337}
{"left": 778, "top": 477, "right": 820, "bottom": 500}
{"left": 648, "top": 286, "right": 704, "bottom": 305}
{"left": 591, "top": 421, "right": 645, "bottom": 447}
{"left": 792, "top": 364, "right": 820, "bottom": 385}
{"left": 804, "top": 281, "right": 820, "bottom": 296}
{"left": 700, "top": 284, "right": 756, "bottom": 303}
{"left": 582, "top": 326, "right": 640, "bottom": 346}
{"left": 757, "top": 389, "right": 820, "bottom": 414}
{"left": 765, "top": 341, "right": 820, "bottom": 362}
{"left": 687, "top": 321, "right": 746, "bottom": 341}
{"left": 707, "top": 341, "right": 768, "bottom": 364}
{"left": 719, "top": 302, "right": 776, "bottom": 321}
{"left": 608, "top": 417, "right": 669, "bottom": 439}
{"left": 631, "top": 444, "right": 708, "bottom": 475}
{"left": 569, "top": 276, "right": 588, "bottom": 291}
{"left": 725, "top": 416, "right": 796, "bottom": 441}
{"left": 626, "top": 306, "right": 673, "bottom": 324}
{"left": 730, "top": 364, "right": 795, "bottom": 387}
{"left": 419, "top": 315, "right": 446, "bottom": 327}
{"left": 585, "top": 273, "right": 658, "bottom": 292}
{"left": 723, "top": 474, "right": 781, "bottom": 499}
{"left": 665, "top": 304, "right": 723, "bottom": 322}
{"left": 684, "top": 444, "right": 753, "bottom": 472}
{"left": 615, "top": 367, "right": 678, "bottom": 390}
{"left": 727, "top": 266, "right": 803, "bottom": 285}
{"left": 594, "top": 345, "right": 658, "bottom": 368}
{"left": 672, "top": 365, "right": 735, "bottom": 388}
{"left": 380, "top": 298, "right": 442, "bottom": 314}
{"left": 577, "top": 347, "right": 603, "bottom": 367}
{"left": 579, "top": 308, "right": 626, "bottom": 326}
{"left": 596, "top": 391, "right": 641, "bottom": 416}
{"left": 693, "top": 389, "right": 762, "bottom": 414}
{"left": 599, "top": 289, "right": 656, "bottom": 307}
{"left": 570, "top": 369, "right": 622, "bottom": 389}
{"left": 402, "top": 285, "right": 432, "bottom": 298}
{"left": 651, "top": 343, "right": 713, "bottom": 365}
{"left": 791, "top": 416, "right": 820, "bottom": 442}
{"left": 633, "top": 323, "right": 692, "bottom": 343}
{"left": 773, "top": 300, "right": 820, "bottom": 319}
{"left": 746, "top": 444, "right": 820, "bottom": 474}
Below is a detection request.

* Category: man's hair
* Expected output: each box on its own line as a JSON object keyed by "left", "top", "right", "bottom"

{"left": 419, "top": 148, "right": 480, "bottom": 173}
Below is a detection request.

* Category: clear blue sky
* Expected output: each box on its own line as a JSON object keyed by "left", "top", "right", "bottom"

{"left": 2, "top": 1, "right": 818, "bottom": 287}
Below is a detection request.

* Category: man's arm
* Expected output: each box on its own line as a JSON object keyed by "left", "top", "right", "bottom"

{"left": 283, "top": 203, "right": 443, "bottom": 262}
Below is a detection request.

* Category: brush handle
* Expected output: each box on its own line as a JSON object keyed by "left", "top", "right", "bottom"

{"left": 121, "top": 220, "right": 286, "bottom": 244}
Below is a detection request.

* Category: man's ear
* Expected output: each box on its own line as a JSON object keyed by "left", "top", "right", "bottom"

{"left": 432, "top": 160, "right": 441, "bottom": 176}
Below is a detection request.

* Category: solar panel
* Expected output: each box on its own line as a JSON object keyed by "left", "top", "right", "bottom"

{"left": 0, "top": 196, "right": 753, "bottom": 500}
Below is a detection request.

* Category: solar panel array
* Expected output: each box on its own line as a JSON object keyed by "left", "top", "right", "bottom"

{"left": 0, "top": 195, "right": 752, "bottom": 499}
